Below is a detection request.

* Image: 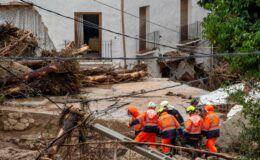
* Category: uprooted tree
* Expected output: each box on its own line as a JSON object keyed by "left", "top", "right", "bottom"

{"left": 0, "top": 23, "right": 148, "bottom": 99}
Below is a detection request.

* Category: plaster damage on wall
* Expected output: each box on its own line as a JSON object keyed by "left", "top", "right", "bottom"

{"left": 0, "top": 4, "right": 55, "bottom": 51}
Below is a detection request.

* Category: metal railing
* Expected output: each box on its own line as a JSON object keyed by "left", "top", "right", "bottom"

{"left": 80, "top": 40, "right": 113, "bottom": 62}
{"left": 102, "top": 40, "right": 113, "bottom": 60}
{"left": 180, "top": 21, "right": 202, "bottom": 42}
{"left": 138, "top": 30, "right": 160, "bottom": 53}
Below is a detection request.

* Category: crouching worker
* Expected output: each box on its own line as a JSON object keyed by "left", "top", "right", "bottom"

{"left": 184, "top": 106, "right": 203, "bottom": 148}
{"left": 130, "top": 102, "right": 158, "bottom": 149}
{"left": 157, "top": 107, "right": 182, "bottom": 156}
{"left": 127, "top": 105, "right": 143, "bottom": 136}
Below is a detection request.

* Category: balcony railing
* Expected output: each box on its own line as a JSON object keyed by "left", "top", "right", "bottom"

{"left": 138, "top": 31, "right": 160, "bottom": 53}
{"left": 180, "top": 21, "right": 202, "bottom": 43}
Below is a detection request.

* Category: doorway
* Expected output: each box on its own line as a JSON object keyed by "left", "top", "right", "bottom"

{"left": 180, "top": 0, "right": 188, "bottom": 42}
{"left": 75, "top": 12, "right": 102, "bottom": 56}
{"left": 139, "top": 6, "right": 149, "bottom": 52}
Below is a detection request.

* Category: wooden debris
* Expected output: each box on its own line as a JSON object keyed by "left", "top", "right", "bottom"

{"left": 81, "top": 68, "right": 148, "bottom": 86}
{"left": 0, "top": 24, "right": 148, "bottom": 98}
{"left": 0, "top": 32, "right": 32, "bottom": 56}
{"left": 18, "top": 60, "right": 47, "bottom": 69}
{"left": 72, "top": 45, "right": 90, "bottom": 56}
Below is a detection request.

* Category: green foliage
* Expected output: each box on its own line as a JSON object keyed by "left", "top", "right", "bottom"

{"left": 200, "top": 0, "right": 260, "bottom": 77}
{"left": 229, "top": 87, "right": 260, "bottom": 158}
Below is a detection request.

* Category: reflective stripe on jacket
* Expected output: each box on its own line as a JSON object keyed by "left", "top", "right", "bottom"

{"left": 158, "top": 112, "right": 180, "bottom": 138}
{"left": 143, "top": 109, "right": 158, "bottom": 133}
{"left": 130, "top": 109, "right": 158, "bottom": 133}
{"left": 185, "top": 114, "right": 203, "bottom": 140}
{"left": 202, "top": 112, "right": 220, "bottom": 138}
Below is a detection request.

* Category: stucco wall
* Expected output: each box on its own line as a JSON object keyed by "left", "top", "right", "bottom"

{"left": 1, "top": 1, "right": 181, "bottom": 59}
{"left": 0, "top": 5, "right": 55, "bottom": 51}
{"left": 1, "top": 0, "right": 210, "bottom": 75}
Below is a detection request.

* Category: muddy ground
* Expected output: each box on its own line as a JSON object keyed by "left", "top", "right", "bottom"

{"left": 0, "top": 78, "right": 209, "bottom": 159}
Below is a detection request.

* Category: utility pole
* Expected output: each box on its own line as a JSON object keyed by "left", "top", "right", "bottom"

{"left": 121, "top": 0, "right": 127, "bottom": 69}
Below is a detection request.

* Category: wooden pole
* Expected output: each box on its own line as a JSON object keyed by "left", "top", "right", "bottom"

{"left": 121, "top": 0, "right": 127, "bottom": 69}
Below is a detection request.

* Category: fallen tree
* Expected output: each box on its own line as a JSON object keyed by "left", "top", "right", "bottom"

{"left": 81, "top": 68, "right": 148, "bottom": 86}
{"left": 0, "top": 24, "right": 148, "bottom": 98}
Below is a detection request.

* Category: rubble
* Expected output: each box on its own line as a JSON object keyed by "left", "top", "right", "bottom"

{"left": 0, "top": 147, "right": 38, "bottom": 160}
{"left": 3, "top": 112, "right": 35, "bottom": 131}
{"left": 175, "top": 61, "right": 196, "bottom": 81}
{"left": 205, "top": 62, "right": 240, "bottom": 90}
{"left": 217, "top": 111, "right": 246, "bottom": 152}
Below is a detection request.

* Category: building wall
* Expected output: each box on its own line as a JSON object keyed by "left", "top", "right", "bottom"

{"left": 0, "top": 5, "right": 55, "bottom": 51}
{"left": 1, "top": 0, "right": 210, "bottom": 75}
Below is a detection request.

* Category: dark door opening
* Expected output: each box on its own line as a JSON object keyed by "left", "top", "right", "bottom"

{"left": 83, "top": 14, "right": 100, "bottom": 54}
{"left": 75, "top": 12, "right": 102, "bottom": 56}
{"left": 180, "top": 0, "right": 188, "bottom": 42}
{"left": 139, "top": 6, "right": 148, "bottom": 51}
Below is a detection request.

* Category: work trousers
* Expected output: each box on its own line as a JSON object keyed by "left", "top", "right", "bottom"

{"left": 206, "top": 138, "right": 218, "bottom": 152}
{"left": 134, "top": 132, "right": 156, "bottom": 148}
{"left": 161, "top": 138, "right": 172, "bottom": 154}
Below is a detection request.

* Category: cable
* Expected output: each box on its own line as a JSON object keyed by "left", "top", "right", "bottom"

{"left": 19, "top": 0, "right": 208, "bottom": 54}
{"left": 54, "top": 77, "right": 209, "bottom": 104}
{"left": 1, "top": 51, "right": 260, "bottom": 61}
{"left": 93, "top": 0, "right": 181, "bottom": 35}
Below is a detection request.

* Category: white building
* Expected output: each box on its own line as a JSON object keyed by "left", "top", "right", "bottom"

{"left": 0, "top": 0, "right": 210, "bottom": 77}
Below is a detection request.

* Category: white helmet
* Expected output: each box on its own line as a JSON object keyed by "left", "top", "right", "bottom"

{"left": 160, "top": 101, "right": 169, "bottom": 108}
{"left": 148, "top": 102, "right": 156, "bottom": 108}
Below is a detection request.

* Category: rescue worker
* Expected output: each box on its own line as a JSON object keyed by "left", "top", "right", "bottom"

{"left": 190, "top": 97, "right": 200, "bottom": 107}
{"left": 190, "top": 97, "right": 204, "bottom": 117}
{"left": 202, "top": 104, "right": 220, "bottom": 152}
{"left": 184, "top": 106, "right": 203, "bottom": 147}
{"left": 127, "top": 106, "right": 143, "bottom": 136}
{"left": 157, "top": 107, "right": 182, "bottom": 156}
{"left": 160, "top": 101, "right": 184, "bottom": 125}
{"left": 130, "top": 102, "right": 158, "bottom": 148}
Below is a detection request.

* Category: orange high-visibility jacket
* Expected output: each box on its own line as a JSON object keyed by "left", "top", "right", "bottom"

{"left": 130, "top": 109, "right": 158, "bottom": 133}
{"left": 202, "top": 112, "right": 220, "bottom": 138}
{"left": 185, "top": 114, "right": 203, "bottom": 139}
{"left": 128, "top": 106, "right": 143, "bottom": 131}
{"left": 158, "top": 112, "right": 180, "bottom": 138}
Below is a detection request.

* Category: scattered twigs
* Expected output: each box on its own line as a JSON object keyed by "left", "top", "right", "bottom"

{"left": 0, "top": 32, "right": 32, "bottom": 55}
{"left": 62, "top": 140, "right": 235, "bottom": 160}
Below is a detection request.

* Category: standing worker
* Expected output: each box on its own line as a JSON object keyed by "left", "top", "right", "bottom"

{"left": 127, "top": 105, "right": 143, "bottom": 136}
{"left": 157, "top": 106, "right": 182, "bottom": 156}
{"left": 202, "top": 104, "right": 220, "bottom": 152}
{"left": 184, "top": 106, "right": 203, "bottom": 147}
{"left": 130, "top": 102, "right": 158, "bottom": 148}
{"left": 160, "top": 101, "right": 184, "bottom": 125}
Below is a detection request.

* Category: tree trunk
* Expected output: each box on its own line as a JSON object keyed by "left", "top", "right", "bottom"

{"left": 0, "top": 64, "right": 59, "bottom": 85}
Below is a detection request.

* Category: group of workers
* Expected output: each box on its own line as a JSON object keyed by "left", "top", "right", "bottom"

{"left": 127, "top": 100, "right": 220, "bottom": 156}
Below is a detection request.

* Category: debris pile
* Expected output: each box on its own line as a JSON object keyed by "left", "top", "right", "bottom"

{"left": 0, "top": 24, "right": 148, "bottom": 98}
{"left": 205, "top": 62, "right": 240, "bottom": 90}
{"left": 0, "top": 23, "right": 37, "bottom": 57}
{"left": 158, "top": 51, "right": 207, "bottom": 83}
{"left": 0, "top": 24, "right": 80, "bottom": 98}
{"left": 80, "top": 64, "right": 148, "bottom": 86}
